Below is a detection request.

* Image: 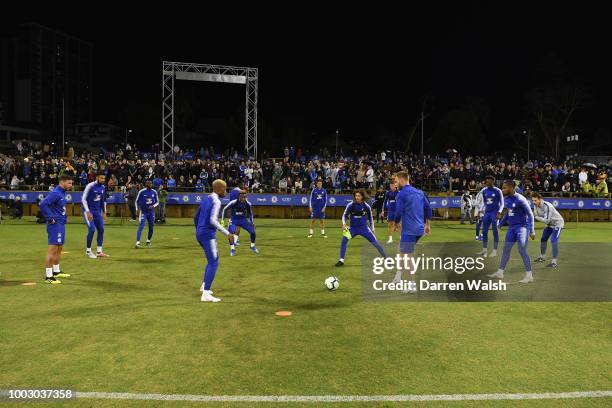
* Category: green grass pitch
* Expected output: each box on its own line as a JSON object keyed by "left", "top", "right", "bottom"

{"left": 1, "top": 217, "right": 611, "bottom": 407}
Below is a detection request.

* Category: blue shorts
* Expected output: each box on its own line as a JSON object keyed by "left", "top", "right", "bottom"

{"left": 386, "top": 212, "right": 396, "bottom": 222}
{"left": 311, "top": 208, "right": 326, "bottom": 219}
{"left": 399, "top": 234, "right": 421, "bottom": 253}
{"left": 229, "top": 218, "right": 255, "bottom": 235}
{"left": 47, "top": 222, "right": 66, "bottom": 245}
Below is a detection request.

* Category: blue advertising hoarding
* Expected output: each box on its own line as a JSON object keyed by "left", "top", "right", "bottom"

{"left": 1, "top": 191, "right": 610, "bottom": 210}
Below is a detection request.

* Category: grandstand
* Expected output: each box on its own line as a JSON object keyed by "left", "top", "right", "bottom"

{"left": 1, "top": 143, "right": 611, "bottom": 222}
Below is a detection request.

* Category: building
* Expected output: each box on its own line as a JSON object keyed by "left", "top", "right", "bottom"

{"left": 0, "top": 22, "right": 93, "bottom": 143}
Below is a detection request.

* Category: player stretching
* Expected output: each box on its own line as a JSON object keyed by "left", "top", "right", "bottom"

{"left": 488, "top": 180, "right": 535, "bottom": 283}
{"left": 39, "top": 175, "right": 73, "bottom": 284}
{"left": 392, "top": 171, "right": 432, "bottom": 291}
{"left": 221, "top": 191, "right": 259, "bottom": 256}
{"left": 135, "top": 180, "right": 158, "bottom": 248}
{"left": 477, "top": 176, "right": 504, "bottom": 257}
{"left": 335, "top": 190, "right": 386, "bottom": 267}
{"left": 82, "top": 172, "right": 109, "bottom": 258}
{"left": 532, "top": 192, "right": 564, "bottom": 268}
{"left": 473, "top": 188, "right": 484, "bottom": 240}
{"left": 382, "top": 180, "right": 399, "bottom": 244}
{"left": 308, "top": 179, "right": 327, "bottom": 238}
{"left": 195, "top": 179, "right": 235, "bottom": 302}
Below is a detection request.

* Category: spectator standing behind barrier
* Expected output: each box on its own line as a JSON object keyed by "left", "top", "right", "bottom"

{"left": 595, "top": 174, "right": 609, "bottom": 197}
{"left": 199, "top": 169, "right": 208, "bottom": 188}
{"left": 153, "top": 175, "right": 164, "bottom": 189}
{"left": 157, "top": 185, "right": 168, "bottom": 223}
{"left": 366, "top": 165, "right": 375, "bottom": 189}
{"left": 578, "top": 169, "right": 588, "bottom": 186}
{"left": 167, "top": 175, "right": 177, "bottom": 191}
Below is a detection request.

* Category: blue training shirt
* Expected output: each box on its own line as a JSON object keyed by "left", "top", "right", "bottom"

{"left": 500, "top": 193, "right": 534, "bottom": 234}
{"left": 221, "top": 199, "right": 254, "bottom": 224}
{"left": 394, "top": 184, "right": 432, "bottom": 236}
{"left": 136, "top": 188, "right": 159, "bottom": 213}
{"left": 39, "top": 186, "right": 67, "bottom": 224}
{"left": 195, "top": 192, "right": 231, "bottom": 239}
{"left": 479, "top": 186, "right": 504, "bottom": 214}
{"left": 81, "top": 181, "right": 106, "bottom": 213}
{"left": 309, "top": 187, "right": 327, "bottom": 210}
{"left": 342, "top": 201, "right": 374, "bottom": 230}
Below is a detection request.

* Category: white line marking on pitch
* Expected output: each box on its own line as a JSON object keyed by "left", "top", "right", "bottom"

{"left": 75, "top": 390, "right": 612, "bottom": 402}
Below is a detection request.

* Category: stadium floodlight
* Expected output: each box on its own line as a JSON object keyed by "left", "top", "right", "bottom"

{"left": 161, "top": 61, "right": 258, "bottom": 158}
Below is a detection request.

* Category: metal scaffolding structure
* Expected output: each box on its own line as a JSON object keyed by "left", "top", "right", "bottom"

{"left": 161, "top": 61, "right": 258, "bottom": 157}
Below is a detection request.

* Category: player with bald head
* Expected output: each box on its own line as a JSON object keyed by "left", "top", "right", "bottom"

{"left": 194, "top": 179, "right": 235, "bottom": 302}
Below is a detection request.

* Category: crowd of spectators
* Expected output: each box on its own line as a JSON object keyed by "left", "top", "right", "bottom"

{"left": 1, "top": 140, "right": 610, "bottom": 197}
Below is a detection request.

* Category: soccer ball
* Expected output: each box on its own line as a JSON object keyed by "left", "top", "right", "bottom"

{"left": 324, "top": 276, "right": 340, "bottom": 291}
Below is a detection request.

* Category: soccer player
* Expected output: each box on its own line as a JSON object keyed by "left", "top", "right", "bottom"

{"left": 39, "top": 175, "right": 74, "bottom": 284}
{"left": 308, "top": 179, "right": 327, "bottom": 238}
{"left": 221, "top": 191, "right": 259, "bottom": 256}
{"left": 460, "top": 190, "right": 473, "bottom": 224}
{"left": 82, "top": 172, "right": 108, "bottom": 258}
{"left": 473, "top": 187, "right": 484, "bottom": 240}
{"left": 382, "top": 180, "right": 399, "bottom": 244}
{"left": 532, "top": 192, "right": 564, "bottom": 268}
{"left": 477, "top": 176, "right": 504, "bottom": 257}
{"left": 195, "top": 179, "right": 235, "bottom": 302}
{"left": 335, "top": 189, "right": 386, "bottom": 267}
{"left": 488, "top": 180, "right": 535, "bottom": 283}
{"left": 135, "top": 180, "right": 158, "bottom": 248}
{"left": 392, "top": 171, "right": 432, "bottom": 290}
{"left": 228, "top": 184, "right": 244, "bottom": 245}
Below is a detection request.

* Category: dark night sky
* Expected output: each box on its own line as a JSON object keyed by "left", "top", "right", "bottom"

{"left": 5, "top": 2, "right": 611, "bottom": 153}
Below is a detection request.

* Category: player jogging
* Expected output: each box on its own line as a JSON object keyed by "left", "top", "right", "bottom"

{"left": 308, "top": 179, "right": 327, "bottom": 238}
{"left": 82, "top": 172, "right": 109, "bottom": 258}
{"left": 135, "top": 180, "right": 158, "bottom": 248}
{"left": 488, "top": 180, "right": 535, "bottom": 283}
{"left": 195, "top": 179, "right": 235, "bottom": 302}
{"left": 221, "top": 191, "right": 259, "bottom": 256}
{"left": 392, "top": 171, "right": 432, "bottom": 292}
{"left": 39, "top": 175, "right": 74, "bottom": 284}
{"left": 335, "top": 189, "right": 386, "bottom": 267}
{"left": 477, "top": 176, "right": 504, "bottom": 257}
{"left": 382, "top": 180, "right": 399, "bottom": 243}
{"left": 532, "top": 192, "right": 564, "bottom": 268}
